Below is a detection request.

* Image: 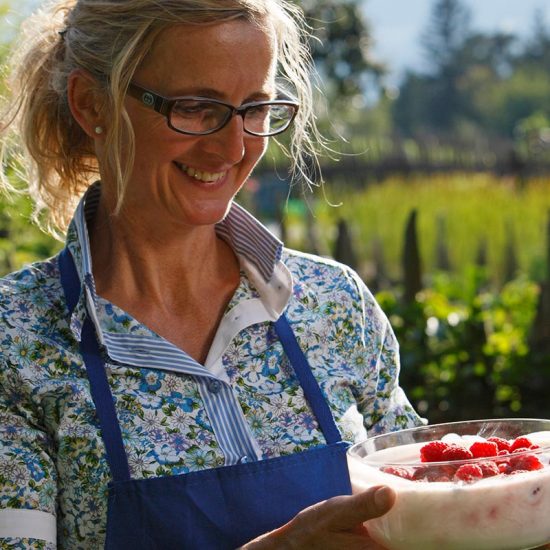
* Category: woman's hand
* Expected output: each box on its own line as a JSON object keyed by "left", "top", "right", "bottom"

{"left": 240, "top": 485, "right": 394, "bottom": 550}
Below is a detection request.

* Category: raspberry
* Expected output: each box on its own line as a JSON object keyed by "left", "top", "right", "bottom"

{"left": 497, "top": 449, "right": 510, "bottom": 456}
{"left": 420, "top": 441, "right": 450, "bottom": 462}
{"left": 488, "top": 437, "right": 511, "bottom": 452}
{"left": 498, "top": 461, "right": 512, "bottom": 474}
{"left": 510, "top": 437, "right": 534, "bottom": 452}
{"left": 510, "top": 454, "right": 544, "bottom": 472}
{"left": 469, "top": 441, "right": 499, "bottom": 458}
{"left": 512, "top": 447, "right": 530, "bottom": 454}
{"left": 412, "top": 464, "right": 455, "bottom": 482}
{"left": 441, "top": 444, "right": 474, "bottom": 462}
{"left": 381, "top": 466, "right": 413, "bottom": 480}
{"left": 478, "top": 461, "right": 500, "bottom": 477}
{"left": 454, "top": 464, "right": 483, "bottom": 482}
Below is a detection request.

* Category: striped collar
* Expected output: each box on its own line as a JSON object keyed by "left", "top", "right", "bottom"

{"left": 68, "top": 182, "right": 283, "bottom": 282}
{"left": 64, "top": 183, "right": 290, "bottom": 343}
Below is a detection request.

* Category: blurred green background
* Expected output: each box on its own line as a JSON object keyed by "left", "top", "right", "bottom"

{"left": 2, "top": 0, "right": 550, "bottom": 423}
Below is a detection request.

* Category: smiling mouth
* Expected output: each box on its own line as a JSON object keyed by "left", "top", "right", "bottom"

{"left": 175, "top": 162, "right": 226, "bottom": 183}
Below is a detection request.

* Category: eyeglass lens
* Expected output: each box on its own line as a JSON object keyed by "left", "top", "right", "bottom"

{"left": 170, "top": 99, "right": 294, "bottom": 136}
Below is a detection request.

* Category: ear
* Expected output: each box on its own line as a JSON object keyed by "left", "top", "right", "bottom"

{"left": 67, "top": 69, "right": 107, "bottom": 138}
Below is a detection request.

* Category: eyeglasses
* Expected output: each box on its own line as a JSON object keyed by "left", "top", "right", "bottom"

{"left": 126, "top": 82, "right": 299, "bottom": 137}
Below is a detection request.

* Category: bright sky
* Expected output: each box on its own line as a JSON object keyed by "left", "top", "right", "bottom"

{"left": 365, "top": 0, "right": 550, "bottom": 85}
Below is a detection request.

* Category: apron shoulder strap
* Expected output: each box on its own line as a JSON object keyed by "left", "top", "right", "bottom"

{"left": 58, "top": 248, "right": 131, "bottom": 482}
{"left": 274, "top": 314, "right": 342, "bottom": 445}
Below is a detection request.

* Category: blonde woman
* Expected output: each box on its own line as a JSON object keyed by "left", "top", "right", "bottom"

{"left": 0, "top": 0, "right": 421, "bottom": 547}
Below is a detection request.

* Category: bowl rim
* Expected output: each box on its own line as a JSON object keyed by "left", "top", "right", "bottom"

{"left": 348, "top": 417, "right": 550, "bottom": 466}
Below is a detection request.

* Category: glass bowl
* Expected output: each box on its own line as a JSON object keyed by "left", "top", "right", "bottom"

{"left": 347, "top": 418, "right": 550, "bottom": 550}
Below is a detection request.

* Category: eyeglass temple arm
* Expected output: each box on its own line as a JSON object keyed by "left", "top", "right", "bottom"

{"left": 126, "top": 83, "right": 171, "bottom": 116}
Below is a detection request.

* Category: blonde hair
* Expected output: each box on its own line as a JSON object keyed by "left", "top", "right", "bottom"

{"left": 0, "top": 0, "right": 320, "bottom": 235}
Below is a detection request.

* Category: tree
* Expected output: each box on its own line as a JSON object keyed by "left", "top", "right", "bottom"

{"left": 421, "top": 0, "right": 472, "bottom": 74}
{"left": 297, "top": 0, "right": 385, "bottom": 103}
{"left": 515, "top": 9, "right": 550, "bottom": 68}
{"left": 420, "top": 0, "right": 472, "bottom": 131}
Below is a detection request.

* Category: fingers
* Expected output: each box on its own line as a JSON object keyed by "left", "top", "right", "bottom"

{"left": 323, "top": 485, "right": 395, "bottom": 531}
{"left": 239, "top": 486, "right": 396, "bottom": 550}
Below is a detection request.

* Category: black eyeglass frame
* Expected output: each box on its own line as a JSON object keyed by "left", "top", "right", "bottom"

{"left": 126, "top": 82, "right": 299, "bottom": 137}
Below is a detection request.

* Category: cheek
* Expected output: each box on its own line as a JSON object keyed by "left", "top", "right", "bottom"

{"left": 245, "top": 137, "right": 268, "bottom": 164}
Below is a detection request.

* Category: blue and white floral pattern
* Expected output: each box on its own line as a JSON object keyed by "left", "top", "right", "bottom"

{"left": 0, "top": 205, "right": 422, "bottom": 549}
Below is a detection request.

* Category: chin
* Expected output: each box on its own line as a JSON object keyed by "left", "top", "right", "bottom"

{"left": 180, "top": 200, "right": 234, "bottom": 227}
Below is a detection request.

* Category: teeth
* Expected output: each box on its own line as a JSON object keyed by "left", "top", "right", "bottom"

{"left": 178, "top": 163, "right": 225, "bottom": 183}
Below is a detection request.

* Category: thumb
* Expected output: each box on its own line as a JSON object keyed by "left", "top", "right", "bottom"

{"left": 328, "top": 485, "right": 395, "bottom": 530}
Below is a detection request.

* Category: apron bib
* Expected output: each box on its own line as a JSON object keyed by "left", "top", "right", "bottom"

{"left": 59, "top": 248, "right": 352, "bottom": 549}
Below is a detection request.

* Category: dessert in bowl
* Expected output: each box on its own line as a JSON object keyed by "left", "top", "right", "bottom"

{"left": 347, "top": 418, "right": 550, "bottom": 550}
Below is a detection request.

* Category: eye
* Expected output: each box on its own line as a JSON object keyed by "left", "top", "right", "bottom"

{"left": 246, "top": 104, "right": 270, "bottom": 118}
{"left": 173, "top": 100, "right": 217, "bottom": 118}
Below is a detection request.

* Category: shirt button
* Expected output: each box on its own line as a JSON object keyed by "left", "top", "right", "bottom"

{"left": 238, "top": 455, "right": 250, "bottom": 464}
{"left": 207, "top": 379, "right": 222, "bottom": 393}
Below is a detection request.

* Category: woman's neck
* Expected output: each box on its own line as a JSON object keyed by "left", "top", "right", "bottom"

{"left": 88, "top": 198, "right": 240, "bottom": 314}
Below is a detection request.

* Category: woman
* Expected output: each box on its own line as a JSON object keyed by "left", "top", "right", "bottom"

{"left": 0, "top": 0, "right": 422, "bottom": 548}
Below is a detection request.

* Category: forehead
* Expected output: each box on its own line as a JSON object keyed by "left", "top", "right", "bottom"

{"left": 135, "top": 19, "right": 277, "bottom": 97}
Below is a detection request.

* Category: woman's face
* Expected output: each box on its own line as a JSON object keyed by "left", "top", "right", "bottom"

{"left": 113, "top": 19, "right": 277, "bottom": 229}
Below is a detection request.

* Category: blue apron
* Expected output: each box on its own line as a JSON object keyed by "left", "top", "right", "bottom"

{"left": 58, "top": 248, "right": 352, "bottom": 549}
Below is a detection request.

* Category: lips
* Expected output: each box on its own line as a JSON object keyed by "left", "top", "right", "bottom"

{"left": 175, "top": 162, "right": 226, "bottom": 183}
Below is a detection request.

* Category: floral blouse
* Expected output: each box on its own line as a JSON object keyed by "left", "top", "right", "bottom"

{"left": 0, "top": 187, "right": 422, "bottom": 549}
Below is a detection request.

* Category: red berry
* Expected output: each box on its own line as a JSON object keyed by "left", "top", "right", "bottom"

{"left": 412, "top": 465, "right": 429, "bottom": 480}
{"left": 412, "top": 464, "right": 456, "bottom": 482}
{"left": 498, "top": 449, "right": 510, "bottom": 456}
{"left": 420, "top": 441, "right": 450, "bottom": 462}
{"left": 498, "top": 461, "right": 512, "bottom": 474}
{"left": 469, "top": 441, "right": 499, "bottom": 458}
{"left": 479, "top": 461, "right": 500, "bottom": 477}
{"left": 488, "top": 437, "right": 511, "bottom": 452}
{"left": 510, "top": 454, "right": 544, "bottom": 472}
{"left": 512, "top": 447, "right": 530, "bottom": 454}
{"left": 454, "top": 464, "right": 483, "bottom": 482}
{"left": 381, "top": 466, "right": 413, "bottom": 480}
{"left": 441, "top": 444, "right": 474, "bottom": 462}
{"left": 510, "top": 437, "right": 534, "bottom": 452}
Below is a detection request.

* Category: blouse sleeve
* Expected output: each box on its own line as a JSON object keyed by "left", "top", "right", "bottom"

{"left": 348, "top": 269, "right": 425, "bottom": 436}
{"left": 0, "top": 358, "right": 58, "bottom": 549}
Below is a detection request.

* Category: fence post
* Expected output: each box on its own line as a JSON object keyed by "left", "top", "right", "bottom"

{"left": 402, "top": 208, "right": 422, "bottom": 304}
{"left": 333, "top": 219, "right": 358, "bottom": 270}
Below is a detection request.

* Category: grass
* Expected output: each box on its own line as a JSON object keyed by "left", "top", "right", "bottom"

{"left": 278, "top": 172, "right": 550, "bottom": 286}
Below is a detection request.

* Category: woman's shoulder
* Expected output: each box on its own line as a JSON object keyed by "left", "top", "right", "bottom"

{"left": 281, "top": 247, "right": 374, "bottom": 302}
{"left": 0, "top": 256, "right": 63, "bottom": 330}
{"left": 0, "top": 256, "right": 60, "bottom": 291}
{"left": 282, "top": 247, "right": 353, "bottom": 274}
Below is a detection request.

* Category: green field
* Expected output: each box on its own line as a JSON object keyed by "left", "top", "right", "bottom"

{"left": 280, "top": 173, "right": 550, "bottom": 287}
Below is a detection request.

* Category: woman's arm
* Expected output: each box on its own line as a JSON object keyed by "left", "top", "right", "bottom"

{"left": 0, "top": 360, "right": 57, "bottom": 549}
{"left": 346, "top": 268, "right": 424, "bottom": 435}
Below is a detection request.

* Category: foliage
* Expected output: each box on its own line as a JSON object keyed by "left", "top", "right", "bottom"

{"left": 391, "top": 0, "right": 550, "bottom": 149}
{"left": 269, "top": 171, "right": 550, "bottom": 422}
{"left": 0, "top": 190, "right": 59, "bottom": 275}
{"left": 377, "top": 271, "right": 549, "bottom": 423}
{"left": 296, "top": 0, "right": 385, "bottom": 103}
{"left": 284, "top": 173, "right": 550, "bottom": 287}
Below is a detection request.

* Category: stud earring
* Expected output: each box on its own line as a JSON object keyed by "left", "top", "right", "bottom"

{"left": 94, "top": 126, "right": 103, "bottom": 135}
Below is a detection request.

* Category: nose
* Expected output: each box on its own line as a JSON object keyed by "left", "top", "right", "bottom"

{"left": 204, "top": 113, "right": 246, "bottom": 164}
